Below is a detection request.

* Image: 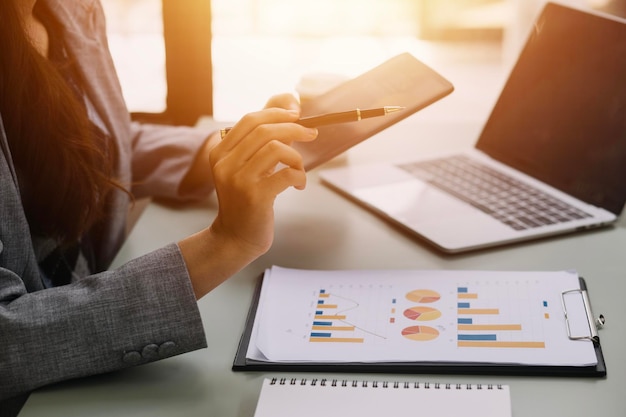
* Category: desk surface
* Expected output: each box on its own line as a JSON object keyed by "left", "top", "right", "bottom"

{"left": 20, "top": 113, "right": 626, "bottom": 417}
{"left": 20, "top": 49, "right": 626, "bottom": 415}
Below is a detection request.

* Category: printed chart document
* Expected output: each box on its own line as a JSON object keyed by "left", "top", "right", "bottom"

{"left": 253, "top": 377, "right": 511, "bottom": 417}
{"left": 234, "top": 266, "right": 606, "bottom": 376}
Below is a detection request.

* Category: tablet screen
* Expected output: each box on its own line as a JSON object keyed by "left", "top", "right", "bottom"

{"left": 293, "top": 53, "right": 454, "bottom": 170}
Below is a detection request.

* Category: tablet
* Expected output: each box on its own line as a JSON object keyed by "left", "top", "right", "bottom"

{"left": 293, "top": 52, "right": 454, "bottom": 170}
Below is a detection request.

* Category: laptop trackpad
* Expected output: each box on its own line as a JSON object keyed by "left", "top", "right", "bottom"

{"left": 352, "top": 180, "right": 514, "bottom": 250}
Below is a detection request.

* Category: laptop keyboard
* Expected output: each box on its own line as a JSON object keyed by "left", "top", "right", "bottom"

{"left": 398, "top": 155, "right": 592, "bottom": 231}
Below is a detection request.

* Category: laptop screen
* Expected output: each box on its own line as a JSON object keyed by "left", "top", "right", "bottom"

{"left": 476, "top": 3, "right": 626, "bottom": 215}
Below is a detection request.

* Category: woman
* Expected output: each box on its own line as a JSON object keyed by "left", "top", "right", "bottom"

{"left": 0, "top": 0, "right": 318, "bottom": 411}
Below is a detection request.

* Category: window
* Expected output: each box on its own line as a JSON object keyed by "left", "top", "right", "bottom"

{"left": 104, "top": 0, "right": 213, "bottom": 126}
{"left": 105, "top": 1, "right": 618, "bottom": 125}
{"left": 103, "top": 0, "right": 166, "bottom": 114}
{"left": 104, "top": 1, "right": 512, "bottom": 123}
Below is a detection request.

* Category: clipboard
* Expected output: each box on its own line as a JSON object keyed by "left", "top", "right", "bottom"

{"left": 233, "top": 272, "right": 606, "bottom": 377}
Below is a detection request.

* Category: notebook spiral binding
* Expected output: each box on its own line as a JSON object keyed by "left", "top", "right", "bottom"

{"left": 270, "top": 377, "right": 504, "bottom": 390}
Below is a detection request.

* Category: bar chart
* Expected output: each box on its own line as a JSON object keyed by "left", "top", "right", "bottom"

{"left": 456, "top": 283, "right": 549, "bottom": 349}
{"left": 309, "top": 288, "right": 393, "bottom": 344}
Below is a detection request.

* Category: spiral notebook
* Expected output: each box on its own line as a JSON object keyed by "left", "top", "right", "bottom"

{"left": 253, "top": 377, "right": 511, "bottom": 417}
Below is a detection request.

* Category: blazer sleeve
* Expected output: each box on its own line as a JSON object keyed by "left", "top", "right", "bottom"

{"left": 0, "top": 142, "right": 206, "bottom": 400}
{"left": 0, "top": 243, "right": 208, "bottom": 401}
{"left": 48, "top": 0, "right": 221, "bottom": 203}
{"left": 129, "top": 121, "right": 221, "bottom": 201}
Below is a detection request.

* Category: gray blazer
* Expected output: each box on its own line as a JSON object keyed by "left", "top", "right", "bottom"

{"left": 0, "top": 0, "right": 214, "bottom": 401}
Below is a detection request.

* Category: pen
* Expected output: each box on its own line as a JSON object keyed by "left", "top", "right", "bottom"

{"left": 219, "top": 106, "right": 404, "bottom": 139}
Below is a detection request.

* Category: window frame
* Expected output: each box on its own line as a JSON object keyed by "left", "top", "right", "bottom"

{"left": 131, "top": 0, "right": 213, "bottom": 126}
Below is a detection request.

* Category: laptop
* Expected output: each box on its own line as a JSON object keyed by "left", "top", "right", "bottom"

{"left": 319, "top": 2, "right": 626, "bottom": 253}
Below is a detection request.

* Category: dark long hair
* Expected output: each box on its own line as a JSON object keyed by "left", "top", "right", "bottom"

{"left": 0, "top": 1, "right": 122, "bottom": 244}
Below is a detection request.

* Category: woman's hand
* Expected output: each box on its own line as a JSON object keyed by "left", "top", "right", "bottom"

{"left": 209, "top": 94, "right": 317, "bottom": 255}
{"left": 179, "top": 94, "right": 318, "bottom": 298}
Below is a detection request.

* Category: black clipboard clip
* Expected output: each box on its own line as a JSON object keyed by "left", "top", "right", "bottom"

{"left": 561, "top": 286, "right": 605, "bottom": 343}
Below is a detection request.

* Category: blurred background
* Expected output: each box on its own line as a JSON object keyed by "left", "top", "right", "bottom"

{"left": 101, "top": 0, "right": 626, "bottom": 125}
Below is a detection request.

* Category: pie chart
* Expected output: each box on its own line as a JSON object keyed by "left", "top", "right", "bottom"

{"left": 401, "top": 325, "right": 439, "bottom": 341}
{"left": 405, "top": 289, "right": 440, "bottom": 303}
{"left": 403, "top": 306, "right": 442, "bottom": 321}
